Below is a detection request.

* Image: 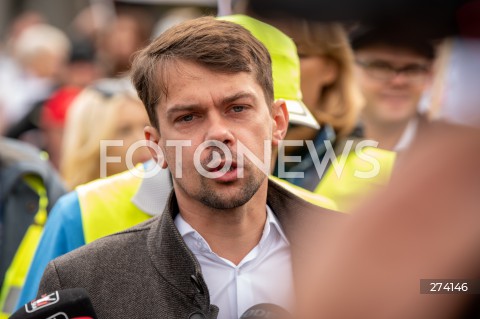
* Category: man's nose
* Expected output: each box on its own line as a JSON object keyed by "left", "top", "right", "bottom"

{"left": 389, "top": 71, "right": 410, "bottom": 85}
{"left": 205, "top": 113, "right": 235, "bottom": 145}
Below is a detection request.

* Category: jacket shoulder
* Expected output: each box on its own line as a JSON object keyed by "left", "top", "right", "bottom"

{"left": 50, "top": 216, "right": 158, "bottom": 268}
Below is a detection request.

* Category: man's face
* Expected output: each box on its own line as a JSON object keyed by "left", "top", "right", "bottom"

{"left": 354, "top": 44, "right": 432, "bottom": 125}
{"left": 146, "top": 59, "right": 287, "bottom": 210}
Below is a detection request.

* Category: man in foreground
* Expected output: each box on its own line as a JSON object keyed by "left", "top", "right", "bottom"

{"left": 37, "top": 17, "right": 339, "bottom": 318}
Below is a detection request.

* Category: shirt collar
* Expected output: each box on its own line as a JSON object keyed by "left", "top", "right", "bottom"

{"left": 145, "top": 178, "right": 342, "bottom": 314}
{"left": 131, "top": 160, "right": 172, "bottom": 216}
{"left": 174, "top": 205, "right": 289, "bottom": 254}
{"left": 266, "top": 205, "right": 290, "bottom": 245}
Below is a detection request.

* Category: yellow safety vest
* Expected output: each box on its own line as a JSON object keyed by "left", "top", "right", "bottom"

{"left": 0, "top": 168, "right": 150, "bottom": 318}
{"left": 78, "top": 170, "right": 338, "bottom": 243}
{"left": 314, "top": 146, "right": 396, "bottom": 212}
{"left": 0, "top": 175, "right": 48, "bottom": 318}
{"left": 77, "top": 168, "right": 151, "bottom": 244}
{"left": 270, "top": 176, "right": 338, "bottom": 211}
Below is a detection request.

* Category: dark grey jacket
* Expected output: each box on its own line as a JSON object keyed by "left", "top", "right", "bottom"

{"left": 38, "top": 179, "right": 341, "bottom": 319}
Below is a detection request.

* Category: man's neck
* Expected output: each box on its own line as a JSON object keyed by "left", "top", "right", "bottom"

{"left": 362, "top": 116, "right": 412, "bottom": 151}
{"left": 175, "top": 182, "right": 269, "bottom": 265}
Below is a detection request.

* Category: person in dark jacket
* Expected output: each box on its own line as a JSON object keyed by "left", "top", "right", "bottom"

{"left": 37, "top": 16, "right": 341, "bottom": 319}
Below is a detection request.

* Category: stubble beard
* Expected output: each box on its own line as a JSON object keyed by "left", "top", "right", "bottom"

{"left": 176, "top": 164, "right": 266, "bottom": 210}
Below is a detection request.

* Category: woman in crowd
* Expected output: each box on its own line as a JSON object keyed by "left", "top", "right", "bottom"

{"left": 60, "top": 78, "right": 151, "bottom": 189}
{"left": 268, "top": 18, "right": 363, "bottom": 191}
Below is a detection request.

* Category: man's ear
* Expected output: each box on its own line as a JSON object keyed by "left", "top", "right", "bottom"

{"left": 144, "top": 126, "right": 167, "bottom": 169}
{"left": 271, "top": 99, "right": 289, "bottom": 147}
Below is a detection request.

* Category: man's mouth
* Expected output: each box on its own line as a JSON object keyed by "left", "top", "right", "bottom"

{"left": 206, "top": 160, "right": 237, "bottom": 173}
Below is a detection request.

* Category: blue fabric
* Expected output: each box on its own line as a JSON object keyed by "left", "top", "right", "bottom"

{"left": 275, "top": 124, "right": 336, "bottom": 191}
{"left": 16, "top": 191, "right": 84, "bottom": 309}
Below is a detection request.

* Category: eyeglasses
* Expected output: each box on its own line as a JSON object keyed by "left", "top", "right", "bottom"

{"left": 355, "top": 59, "right": 431, "bottom": 82}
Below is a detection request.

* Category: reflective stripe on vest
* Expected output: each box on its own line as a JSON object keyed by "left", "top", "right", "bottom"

{"left": 0, "top": 175, "right": 48, "bottom": 318}
{"left": 269, "top": 176, "right": 338, "bottom": 211}
{"left": 78, "top": 168, "right": 151, "bottom": 244}
{"left": 314, "top": 147, "right": 396, "bottom": 212}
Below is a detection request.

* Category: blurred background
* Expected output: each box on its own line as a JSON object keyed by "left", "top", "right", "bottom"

{"left": 1, "top": 1, "right": 479, "bottom": 318}
{"left": 0, "top": 0, "right": 217, "bottom": 40}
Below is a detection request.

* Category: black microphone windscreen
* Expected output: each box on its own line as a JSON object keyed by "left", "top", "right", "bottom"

{"left": 10, "top": 288, "right": 97, "bottom": 319}
{"left": 240, "top": 303, "right": 291, "bottom": 319}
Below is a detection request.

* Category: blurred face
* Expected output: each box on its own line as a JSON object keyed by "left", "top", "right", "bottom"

{"left": 106, "top": 99, "right": 151, "bottom": 175}
{"left": 354, "top": 44, "right": 432, "bottom": 125}
{"left": 31, "top": 50, "right": 67, "bottom": 79}
{"left": 102, "top": 16, "right": 144, "bottom": 74}
{"left": 65, "top": 61, "right": 103, "bottom": 87}
{"left": 145, "top": 60, "right": 287, "bottom": 210}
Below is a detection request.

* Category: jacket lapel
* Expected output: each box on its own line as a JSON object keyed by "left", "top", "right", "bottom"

{"left": 146, "top": 191, "right": 219, "bottom": 318}
{"left": 145, "top": 178, "right": 342, "bottom": 318}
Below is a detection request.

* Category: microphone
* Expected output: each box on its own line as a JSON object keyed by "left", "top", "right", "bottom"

{"left": 10, "top": 288, "right": 98, "bottom": 319}
{"left": 240, "top": 303, "right": 291, "bottom": 319}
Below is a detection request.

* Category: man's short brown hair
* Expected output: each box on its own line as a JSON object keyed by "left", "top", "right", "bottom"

{"left": 131, "top": 16, "right": 273, "bottom": 130}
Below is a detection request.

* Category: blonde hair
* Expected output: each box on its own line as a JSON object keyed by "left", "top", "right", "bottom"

{"left": 259, "top": 18, "right": 363, "bottom": 137}
{"left": 60, "top": 83, "right": 143, "bottom": 189}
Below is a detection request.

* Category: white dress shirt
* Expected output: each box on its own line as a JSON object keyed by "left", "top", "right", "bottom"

{"left": 175, "top": 205, "right": 293, "bottom": 319}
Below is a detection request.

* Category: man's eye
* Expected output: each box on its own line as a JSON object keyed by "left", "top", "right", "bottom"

{"left": 179, "top": 114, "right": 194, "bottom": 122}
{"left": 403, "top": 65, "right": 429, "bottom": 75}
{"left": 232, "top": 105, "right": 245, "bottom": 113}
{"left": 369, "top": 63, "right": 393, "bottom": 72}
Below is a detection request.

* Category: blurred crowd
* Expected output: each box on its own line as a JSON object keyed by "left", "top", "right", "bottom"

{"left": 0, "top": 0, "right": 479, "bottom": 318}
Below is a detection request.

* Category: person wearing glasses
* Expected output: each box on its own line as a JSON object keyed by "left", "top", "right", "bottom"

{"left": 350, "top": 23, "right": 435, "bottom": 152}
{"left": 311, "top": 23, "right": 441, "bottom": 212}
